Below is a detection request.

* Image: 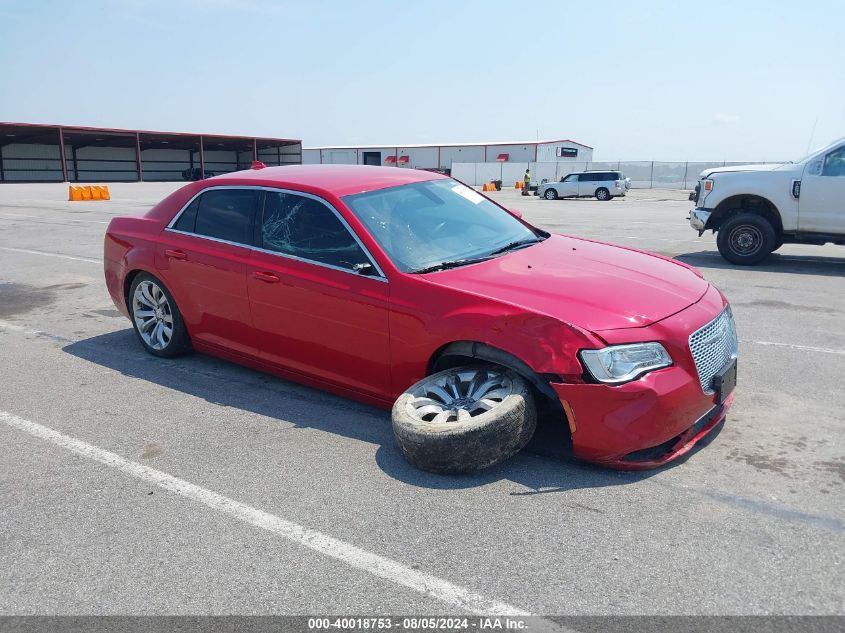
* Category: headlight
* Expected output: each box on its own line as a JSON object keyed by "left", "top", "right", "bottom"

{"left": 579, "top": 343, "right": 672, "bottom": 384}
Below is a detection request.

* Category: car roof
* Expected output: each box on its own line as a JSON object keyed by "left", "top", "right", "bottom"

{"left": 204, "top": 164, "right": 448, "bottom": 197}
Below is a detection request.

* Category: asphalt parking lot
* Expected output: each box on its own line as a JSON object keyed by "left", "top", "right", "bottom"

{"left": 0, "top": 182, "right": 843, "bottom": 617}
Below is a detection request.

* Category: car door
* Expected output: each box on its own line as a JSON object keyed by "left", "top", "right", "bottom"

{"left": 557, "top": 174, "right": 579, "bottom": 197}
{"left": 158, "top": 187, "right": 259, "bottom": 356}
{"left": 799, "top": 144, "right": 845, "bottom": 233}
{"left": 578, "top": 173, "right": 598, "bottom": 196}
{"left": 246, "top": 189, "right": 391, "bottom": 398}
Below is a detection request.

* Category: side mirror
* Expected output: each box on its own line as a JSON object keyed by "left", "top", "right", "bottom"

{"left": 508, "top": 209, "right": 524, "bottom": 219}
{"left": 352, "top": 262, "right": 377, "bottom": 276}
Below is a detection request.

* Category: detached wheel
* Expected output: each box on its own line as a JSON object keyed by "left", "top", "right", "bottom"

{"left": 391, "top": 366, "right": 536, "bottom": 474}
{"left": 129, "top": 273, "right": 191, "bottom": 358}
{"left": 717, "top": 213, "right": 776, "bottom": 265}
{"left": 595, "top": 187, "right": 610, "bottom": 201}
{"left": 544, "top": 188, "right": 558, "bottom": 200}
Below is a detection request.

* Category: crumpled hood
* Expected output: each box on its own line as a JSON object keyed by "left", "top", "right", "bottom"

{"left": 700, "top": 163, "right": 782, "bottom": 178}
{"left": 422, "top": 234, "right": 710, "bottom": 332}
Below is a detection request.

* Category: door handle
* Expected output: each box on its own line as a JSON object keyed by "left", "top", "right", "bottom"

{"left": 165, "top": 249, "right": 188, "bottom": 260}
{"left": 252, "top": 271, "right": 281, "bottom": 283}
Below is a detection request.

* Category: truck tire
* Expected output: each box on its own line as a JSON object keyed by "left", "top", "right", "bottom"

{"left": 391, "top": 366, "right": 536, "bottom": 474}
{"left": 717, "top": 213, "right": 776, "bottom": 265}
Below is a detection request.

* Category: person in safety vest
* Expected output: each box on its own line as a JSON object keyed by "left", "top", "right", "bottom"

{"left": 522, "top": 169, "right": 531, "bottom": 196}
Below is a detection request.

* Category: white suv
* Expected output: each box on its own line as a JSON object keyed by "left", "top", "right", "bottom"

{"left": 538, "top": 171, "right": 630, "bottom": 201}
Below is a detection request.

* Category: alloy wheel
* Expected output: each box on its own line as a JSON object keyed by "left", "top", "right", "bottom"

{"left": 132, "top": 280, "right": 174, "bottom": 351}
{"left": 405, "top": 368, "right": 514, "bottom": 424}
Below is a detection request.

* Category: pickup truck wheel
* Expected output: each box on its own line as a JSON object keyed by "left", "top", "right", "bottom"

{"left": 391, "top": 366, "right": 537, "bottom": 474}
{"left": 772, "top": 236, "right": 785, "bottom": 252}
{"left": 544, "top": 188, "right": 558, "bottom": 200}
{"left": 717, "top": 213, "right": 776, "bottom": 265}
{"left": 595, "top": 188, "right": 610, "bottom": 201}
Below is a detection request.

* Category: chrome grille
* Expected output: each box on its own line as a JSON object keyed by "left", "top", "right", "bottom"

{"left": 689, "top": 307, "right": 738, "bottom": 393}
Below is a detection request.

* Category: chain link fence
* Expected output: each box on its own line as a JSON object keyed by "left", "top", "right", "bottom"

{"left": 452, "top": 160, "right": 782, "bottom": 189}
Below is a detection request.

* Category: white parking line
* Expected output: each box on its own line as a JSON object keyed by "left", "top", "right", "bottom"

{"left": 0, "top": 245, "right": 102, "bottom": 264}
{"left": 0, "top": 410, "right": 534, "bottom": 618}
{"left": 743, "top": 340, "right": 845, "bottom": 355}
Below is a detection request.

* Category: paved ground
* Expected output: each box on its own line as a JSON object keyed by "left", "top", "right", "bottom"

{"left": 0, "top": 182, "right": 843, "bottom": 616}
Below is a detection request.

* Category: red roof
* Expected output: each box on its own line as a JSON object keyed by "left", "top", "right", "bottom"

{"left": 0, "top": 121, "right": 300, "bottom": 144}
{"left": 205, "top": 164, "right": 446, "bottom": 197}
{"left": 397, "top": 156, "right": 410, "bottom": 164}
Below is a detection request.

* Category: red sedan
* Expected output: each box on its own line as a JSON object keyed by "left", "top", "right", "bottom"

{"left": 104, "top": 165, "right": 737, "bottom": 473}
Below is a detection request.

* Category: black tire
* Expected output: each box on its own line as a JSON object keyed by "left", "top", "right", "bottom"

{"left": 544, "top": 188, "right": 558, "bottom": 200}
{"left": 595, "top": 187, "right": 610, "bottom": 201}
{"left": 772, "top": 236, "right": 785, "bottom": 252}
{"left": 128, "top": 272, "right": 191, "bottom": 358}
{"left": 716, "top": 213, "right": 776, "bottom": 265}
{"left": 391, "top": 366, "right": 536, "bottom": 474}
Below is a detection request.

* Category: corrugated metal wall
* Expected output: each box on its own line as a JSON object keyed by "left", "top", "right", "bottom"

{"left": 0, "top": 124, "right": 302, "bottom": 182}
{"left": 536, "top": 142, "right": 593, "bottom": 163}
{"left": 1, "top": 143, "right": 65, "bottom": 181}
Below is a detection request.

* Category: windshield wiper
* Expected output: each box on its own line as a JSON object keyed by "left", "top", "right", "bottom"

{"left": 411, "top": 256, "right": 493, "bottom": 274}
{"left": 488, "top": 237, "right": 542, "bottom": 256}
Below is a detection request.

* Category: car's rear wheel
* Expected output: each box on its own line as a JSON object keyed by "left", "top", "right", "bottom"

{"left": 716, "top": 213, "right": 776, "bottom": 265}
{"left": 129, "top": 273, "right": 191, "bottom": 358}
{"left": 544, "top": 188, "right": 558, "bottom": 200}
{"left": 595, "top": 187, "right": 610, "bottom": 201}
{"left": 391, "top": 366, "right": 536, "bottom": 474}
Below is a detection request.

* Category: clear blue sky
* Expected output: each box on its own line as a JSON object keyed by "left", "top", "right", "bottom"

{"left": 1, "top": 0, "right": 842, "bottom": 161}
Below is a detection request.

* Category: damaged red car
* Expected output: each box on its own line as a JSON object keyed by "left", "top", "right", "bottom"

{"left": 104, "top": 165, "right": 738, "bottom": 473}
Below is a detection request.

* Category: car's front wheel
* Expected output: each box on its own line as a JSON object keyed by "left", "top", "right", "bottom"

{"left": 544, "top": 188, "right": 558, "bottom": 200}
{"left": 716, "top": 213, "right": 776, "bottom": 265}
{"left": 595, "top": 187, "right": 610, "bottom": 201}
{"left": 391, "top": 366, "right": 537, "bottom": 474}
{"left": 129, "top": 273, "right": 191, "bottom": 358}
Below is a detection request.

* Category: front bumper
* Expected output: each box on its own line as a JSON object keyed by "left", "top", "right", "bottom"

{"left": 551, "top": 285, "right": 735, "bottom": 470}
{"left": 689, "top": 208, "right": 712, "bottom": 232}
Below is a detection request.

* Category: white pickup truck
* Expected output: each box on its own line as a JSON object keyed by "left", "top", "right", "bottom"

{"left": 689, "top": 137, "right": 845, "bottom": 264}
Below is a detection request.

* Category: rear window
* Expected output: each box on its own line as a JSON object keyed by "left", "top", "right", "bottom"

{"left": 192, "top": 189, "right": 259, "bottom": 245}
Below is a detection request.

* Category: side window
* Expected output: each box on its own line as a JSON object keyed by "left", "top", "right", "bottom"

{"left": 260, "top": 192, "right": 371, "bottom": 271}
{"left": 173, "top": 197, "right": 199, "bottom": 232}
{"left": 562, "top": 174, "right": 577, "bottom": 182}
{"left": 193, "top": 189, "right": 259, "bottom": 244}
{"left": 578, "top": 173, "right": 595, "bottom": 182}
{"left": 822, "top": 146, "right": 845, "bottom": 177}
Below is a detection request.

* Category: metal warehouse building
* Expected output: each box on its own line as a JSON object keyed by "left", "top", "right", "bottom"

{"left": 302, "top": 139, "right": 593, "bottom": 171}
{"left": 0, "top": 122, "right": 302, "bottom": 183}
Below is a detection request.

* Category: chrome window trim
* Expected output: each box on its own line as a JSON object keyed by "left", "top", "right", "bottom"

{"left": 164, "top": 185, "right": 388, "bottom": 282}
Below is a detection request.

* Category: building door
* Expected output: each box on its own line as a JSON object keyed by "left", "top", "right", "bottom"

{"left": 362, "top": 152, "right": 381, "bottom": 166}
